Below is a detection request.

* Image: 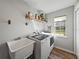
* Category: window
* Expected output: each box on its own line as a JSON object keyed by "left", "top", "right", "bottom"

{"left": 54, "top": 16, "right": 66, "bottom": 36}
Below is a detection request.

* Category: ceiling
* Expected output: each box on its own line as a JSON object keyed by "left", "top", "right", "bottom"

{"left": 24, "top": 0, "right": 76, "bottom": 13}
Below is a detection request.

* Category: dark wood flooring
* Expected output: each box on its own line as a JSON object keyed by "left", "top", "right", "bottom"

{"left": 27, "top": 47, "right": 77, "bottom": 59}
{"left": 49, "top": 47, "right": 77, "bottom": 59}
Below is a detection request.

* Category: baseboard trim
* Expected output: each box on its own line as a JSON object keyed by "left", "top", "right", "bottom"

{"left": 54, "top": 46, "right": 74, "bottom": 54}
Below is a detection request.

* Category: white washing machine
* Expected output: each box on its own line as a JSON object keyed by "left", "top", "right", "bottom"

{"left": 27, "top": 34, "right": 54, "bottom": 59}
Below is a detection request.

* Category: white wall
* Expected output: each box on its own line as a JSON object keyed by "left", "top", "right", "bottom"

{"left": 74, "top": 1, "right": 79, "bottom": 58}
{"left": 74, "top": 0, "right": 79, "bottom": 54}
{"left": 75, "top": 2, "right": 79, "bottom": 11}
{"left": 0, "top": 0, "right": 38, "bottom": 59}
{"left": 0, "top": 0, "right": 39, "bottom": 42}
{"left": 76, "top": 9, "right": 79, "bottom": 59}
{"left": 47, "top": 6, "right": 74, "bottom": 52}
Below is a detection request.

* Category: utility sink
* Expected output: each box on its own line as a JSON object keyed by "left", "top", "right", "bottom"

{"left": 7, "top": 38, "right": 35, "bottom": 59}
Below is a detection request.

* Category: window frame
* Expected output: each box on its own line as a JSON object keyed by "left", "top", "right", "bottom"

{"left": 53, "top": 15, "right": 67, "bottom": 37}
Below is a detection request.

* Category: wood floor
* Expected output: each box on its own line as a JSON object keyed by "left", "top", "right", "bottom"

{"left": 49, "top": 47, "right": 77, "bottom": 59}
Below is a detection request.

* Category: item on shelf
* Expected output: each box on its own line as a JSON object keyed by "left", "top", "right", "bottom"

{"left": 35, "top": 14, "right": 38, "bottom": 19}
{"left": 25, "top": 11, "right": 33, "bottom": 20}
{"left": 38, "top": 16, "right": 41, "bottom": 20}
{"left": 40, "top": 13, "right": 44, "bottom": 20}
{"left": 25, "top": 11, "right": 47, "bottom": 22}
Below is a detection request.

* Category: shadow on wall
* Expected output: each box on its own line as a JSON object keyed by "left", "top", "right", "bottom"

{"left": 0, "top": 43, "right": 10, "bottom": 59}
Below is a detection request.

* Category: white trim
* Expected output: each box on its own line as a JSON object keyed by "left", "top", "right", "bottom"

{"left": 74, "top": 2, "right": 79, "bottom": 58}
{"left": 74, "top": 8, "right": 79, "bottom": 59}
{"left": 74, "top": 7, "right": 78, "bottom": 55}
{"left": 54, "top": 46, "right": 75, "bottom": 54}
